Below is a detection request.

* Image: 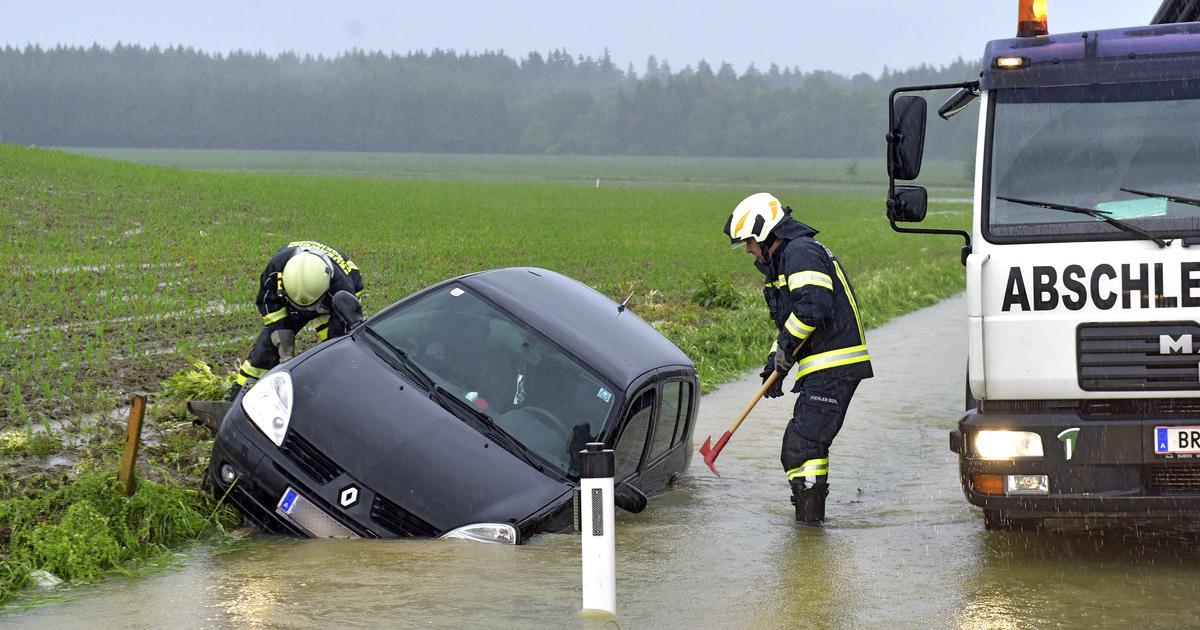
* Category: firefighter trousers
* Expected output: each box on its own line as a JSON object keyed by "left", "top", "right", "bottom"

{"left": 236, "top": 312, "right": 341, "bottom": 387}
{"left": 780, "top": 375, "right": 861, "bottom": 483}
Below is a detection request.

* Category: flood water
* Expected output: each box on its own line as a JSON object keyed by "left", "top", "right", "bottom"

{"left": 8, "top": 295, "right": 1200, "bottom": 628}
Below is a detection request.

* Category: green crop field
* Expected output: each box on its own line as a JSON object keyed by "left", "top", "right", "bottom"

{"left": 65, "top": 147, "right": 975, "bottom": 194}
{"left": 0, "top": 144, "right": 968, "bottom": 602}
{"left": 3, "top": 145, "right": 969, "bottom": 425}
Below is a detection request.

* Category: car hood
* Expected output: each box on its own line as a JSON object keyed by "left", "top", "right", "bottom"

{"left": 287, "top": 335, "right": 572, "bottom": 533}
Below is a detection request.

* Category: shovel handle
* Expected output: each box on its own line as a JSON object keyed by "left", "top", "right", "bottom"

{"left": 727, "top": 370, "right": 781, "bottom": 435}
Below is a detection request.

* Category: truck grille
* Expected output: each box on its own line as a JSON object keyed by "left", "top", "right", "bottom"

{"left": 1078, "top": 322, "right": 1200, "bottom": 392}
{"left": 370, "top": 494, "right": 438, "bottom": 537}
{"left": 1149, "top": 465, "right": 1200, "bottom": 492}
{"left": 279, "top": 432, "right": 343, "bottom": 484}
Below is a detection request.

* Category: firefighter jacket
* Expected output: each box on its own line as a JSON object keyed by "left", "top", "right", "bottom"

{"left": 757, "top": 217, "right": 873, "bottom": 389}
{"left": 256, "top": 240, "right": 364, "bottom": 339}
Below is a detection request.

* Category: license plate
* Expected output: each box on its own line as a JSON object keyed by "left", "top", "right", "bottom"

{"left": 1154, "top": 426, "right": 1200, "bottom": 454}
{"left": 275, "top": 486, "right": 358, "bottom": 538}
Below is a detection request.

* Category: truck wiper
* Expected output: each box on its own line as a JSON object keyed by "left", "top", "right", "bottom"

{"left": 431, "top": 386, "right": 545, "bottom": 472}
{"left": 996, "top": 195, "right": 1169, "bottom": 248}
{"left": 361, "top": 326, "right": 435, "bottom": 391}
{"left": 1120, "top": 187, "right": 1200, "bottom": 209}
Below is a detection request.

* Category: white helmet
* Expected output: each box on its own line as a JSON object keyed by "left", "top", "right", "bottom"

{"left": 281, "top": 251, "right": 333, "bottom": 307}
{"left": 724, "top": 192, "right": 786, "bottom": 248}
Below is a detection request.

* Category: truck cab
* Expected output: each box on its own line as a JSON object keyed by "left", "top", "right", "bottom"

{"left": 887, "top": 7, "right": 1200, "bottom": 529}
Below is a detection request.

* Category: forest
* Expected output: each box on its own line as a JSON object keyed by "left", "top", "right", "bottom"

{"left": 0, "top": 44, "right": 979, "bottom": 158}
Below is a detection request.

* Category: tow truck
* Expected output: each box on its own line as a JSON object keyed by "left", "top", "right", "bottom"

{"left": 886, "top": 0, "right": 1200, "bottom": 529}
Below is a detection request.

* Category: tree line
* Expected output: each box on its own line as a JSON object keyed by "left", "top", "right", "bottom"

{"left": 0, "top": 44, "right": 979, "bottom": 159}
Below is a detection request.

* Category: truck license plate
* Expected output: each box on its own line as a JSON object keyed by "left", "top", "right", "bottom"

{"left": 1154, "top": 426, "right": 1200, "bottom": 454}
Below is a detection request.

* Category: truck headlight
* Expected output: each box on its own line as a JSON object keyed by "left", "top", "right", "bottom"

{"left": 241, "top": 371, "right": 293, "bottom": 446}
{"left": 440, "top": 523, "right": 518, "bottom": 544}
{"left": 974, "top": 430, "right": 1043, "bottom": 460}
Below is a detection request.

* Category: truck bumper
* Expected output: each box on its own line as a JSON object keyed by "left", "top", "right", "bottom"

{"left": 951, "top": 408, "right": 1200, "bottom": 519}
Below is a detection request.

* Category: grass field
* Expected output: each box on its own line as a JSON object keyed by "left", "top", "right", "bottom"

{"left": 0, "top": 144, "right": 969, "bottom": 602}
{"left": 65, "top": 147, "right": 975, "bottom": 193}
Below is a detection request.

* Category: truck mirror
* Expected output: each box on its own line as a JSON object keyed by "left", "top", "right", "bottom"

{"left": 888, "top": 185, "right": 928, "bottom": 223}
{"left": 888, "top": 95, "right": 927, "bottom": 181}
{"left": 332, "top": 290, "right": 364, "bottom": 330}
{"left": 938, "top": 86, "right": 979, "bottom": 120}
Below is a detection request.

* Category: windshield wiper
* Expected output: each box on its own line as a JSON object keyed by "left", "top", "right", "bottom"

{"left": 360, "top": 326, "right": 435, "bottom": 390}
{"left": 431, "top": 387, "right": 545, "bottom": 472}
{"left": 996, "top": 195, "right": 1169, "bottom": 248}
{"left": 1120, "top": 187, "right": 1200, "bottom": 209}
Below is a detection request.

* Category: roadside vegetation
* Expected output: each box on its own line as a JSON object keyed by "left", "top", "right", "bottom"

{"left": 0, "top": 144, "right": 967, "bottom": 603}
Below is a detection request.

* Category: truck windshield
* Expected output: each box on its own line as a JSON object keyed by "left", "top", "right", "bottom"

{"left": 987, "top": 80, "right": 1200, "bottom": 243}
{"left": 367, "top": 283, "right": 616, "bottom": 477}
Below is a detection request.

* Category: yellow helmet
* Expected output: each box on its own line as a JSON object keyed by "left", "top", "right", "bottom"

{"left": 724, "top": 192, "right": 785, "bottom": 248}
{"left": 281, "top": 251, "right": 333, "bottom": 307}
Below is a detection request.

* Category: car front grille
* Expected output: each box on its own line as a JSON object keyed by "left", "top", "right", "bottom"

{"left": 279, "top": 431, "right": 343, "bottom": 484}
{"left": 1149, "top": 465, "right": 1200, "bottom": 492}
{"left": 1078, "top": 322, "right": 1200, "bottom": 392}
{"left": 370, "top": 493, "right": 438, "bottom": 537}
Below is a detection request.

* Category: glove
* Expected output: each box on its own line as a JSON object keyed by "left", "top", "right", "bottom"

{"left": 774, "top": 347, "right": 796, "bottom": 374}
{"left": 760, "top": 353, "right": 786, "bottom": 399}
{"left": 271, "top": 329, "right": 297, "bottom": 362}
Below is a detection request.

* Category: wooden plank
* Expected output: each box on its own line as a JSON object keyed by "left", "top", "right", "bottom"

{"left": 117, "top": 394, "right": 147, "bottom": 497}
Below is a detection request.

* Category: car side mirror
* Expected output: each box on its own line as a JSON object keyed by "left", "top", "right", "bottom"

{"left": 938, "top": 86, "right": 979, "bottom": 120}
{"left": 332, "top": 290, "right": 364, "bottom": 330}
{"left": 888, "top": 185, "right": 928, "bottom": 223}
{"left": 888, "top": 95, "right": 927, "bottom": 181}
{"left": 614, "top": 481, "right": 647, "bottom": 514}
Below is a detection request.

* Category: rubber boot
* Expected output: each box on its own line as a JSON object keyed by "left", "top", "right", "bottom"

{"left": 226, "top": 383, "right": 243, "bottom": 402}
{"left": 790, "top": 479, "right": 829, "bottom": 526}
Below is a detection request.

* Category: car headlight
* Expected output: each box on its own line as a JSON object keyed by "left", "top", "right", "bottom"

{"left": 440, "top": 523, "right": 518, "bottom": 545}
{"left": 974, "top": 430, "right": 1043, "bottom": 460}
{"left": 241, "top": 371, "right": 293, "bottom": 446}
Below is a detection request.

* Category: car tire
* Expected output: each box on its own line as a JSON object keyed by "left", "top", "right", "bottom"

{"left": 983, "top": 508, "right": 1042, "bottom": 531}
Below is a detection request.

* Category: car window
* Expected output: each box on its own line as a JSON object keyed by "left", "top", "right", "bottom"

{"left": 649, "top": 380, "right": 682, "bottom": 461}
{"left": 672, "top": 381, "right": 693, "bottom": 447}
{"left": 615, "top": 389, "right": 655, "bottom": 480}
{"left": 368, "top": 284, "right": 616, "bottom": 476}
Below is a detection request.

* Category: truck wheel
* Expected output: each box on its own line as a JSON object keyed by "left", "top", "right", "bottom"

{"left": 983, "top": 509, "right": 1042, "bottom": 531}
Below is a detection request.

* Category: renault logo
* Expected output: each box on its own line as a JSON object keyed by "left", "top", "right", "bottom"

{"left": 1057, "top": 428, "right": 1080, "bottom": 461}
{"left": 338, "top": 485, "right": 359, "bottom": 508}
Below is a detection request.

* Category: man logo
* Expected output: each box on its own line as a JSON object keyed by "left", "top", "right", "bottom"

{"left": 338, "top": 485, "right": 359, "bottom": 508}
{"left": 1057, "top": 428, "right": 1080, "bottom": 461}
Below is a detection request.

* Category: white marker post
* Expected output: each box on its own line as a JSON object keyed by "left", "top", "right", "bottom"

{"left": 579, "top": 442, "right": 616, "bottom": 617}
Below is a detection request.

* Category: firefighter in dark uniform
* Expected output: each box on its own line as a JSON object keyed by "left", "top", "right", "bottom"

{"left": 228, "top": 240, "right": 364, "bottom": 399}
{"left": 724, "top": 193, "right": 873, "bottom": 526}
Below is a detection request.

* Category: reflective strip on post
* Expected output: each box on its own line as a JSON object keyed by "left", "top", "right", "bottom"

{"left": 784, "top": 314, "right": 814, "bottom": 340}
{"left": 787, "top": 271, "right": 833, "bottom": 291}
{"left": 579, "top": 442, "right": 616, "bottom": 617}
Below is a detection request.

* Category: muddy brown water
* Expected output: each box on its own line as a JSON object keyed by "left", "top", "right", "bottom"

{"left": 7, "top": 294, "right": 1200, "bottom": 628}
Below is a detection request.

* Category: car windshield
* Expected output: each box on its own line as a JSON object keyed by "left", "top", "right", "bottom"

{"left": 366, "top": 283, "right": 616, "bottom": 476}
{"left": 987, "top": 80, "right": 1200, "bottom": 243}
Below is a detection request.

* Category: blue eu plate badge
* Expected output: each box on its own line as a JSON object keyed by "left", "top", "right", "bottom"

{"left": 1157, "top": 427, "right": 1169, "bottom": 454}
{"left": 278, "top": 487, "right": 300, "bottom": 515}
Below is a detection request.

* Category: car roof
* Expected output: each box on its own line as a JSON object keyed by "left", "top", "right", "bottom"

{"left": 459, "top": 267, "right": 693, "bottom": 389}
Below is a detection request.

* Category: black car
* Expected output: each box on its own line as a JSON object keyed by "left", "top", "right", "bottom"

{"left": 209, "top": 267, "right": 699, "bottom": 543}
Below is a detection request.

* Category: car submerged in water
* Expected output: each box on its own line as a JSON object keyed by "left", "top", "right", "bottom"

{"left": 209, "top": 267, "right": 699, "bottom": 543}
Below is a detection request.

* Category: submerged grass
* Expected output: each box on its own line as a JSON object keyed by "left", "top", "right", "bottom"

{"left": 0, "top": 143, "right": 968, "bottom": 603}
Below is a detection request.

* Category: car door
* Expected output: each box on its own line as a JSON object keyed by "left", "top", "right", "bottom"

{"left": 641, "top": 375, "right": 696, "bottom": 490}
{"left": 612, "top": 385, "right": 656, "bottom": 485}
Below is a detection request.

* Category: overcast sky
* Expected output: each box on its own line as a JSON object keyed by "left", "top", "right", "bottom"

{"left": 0, "top": 1, "right": 1160, "bottom": 76}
